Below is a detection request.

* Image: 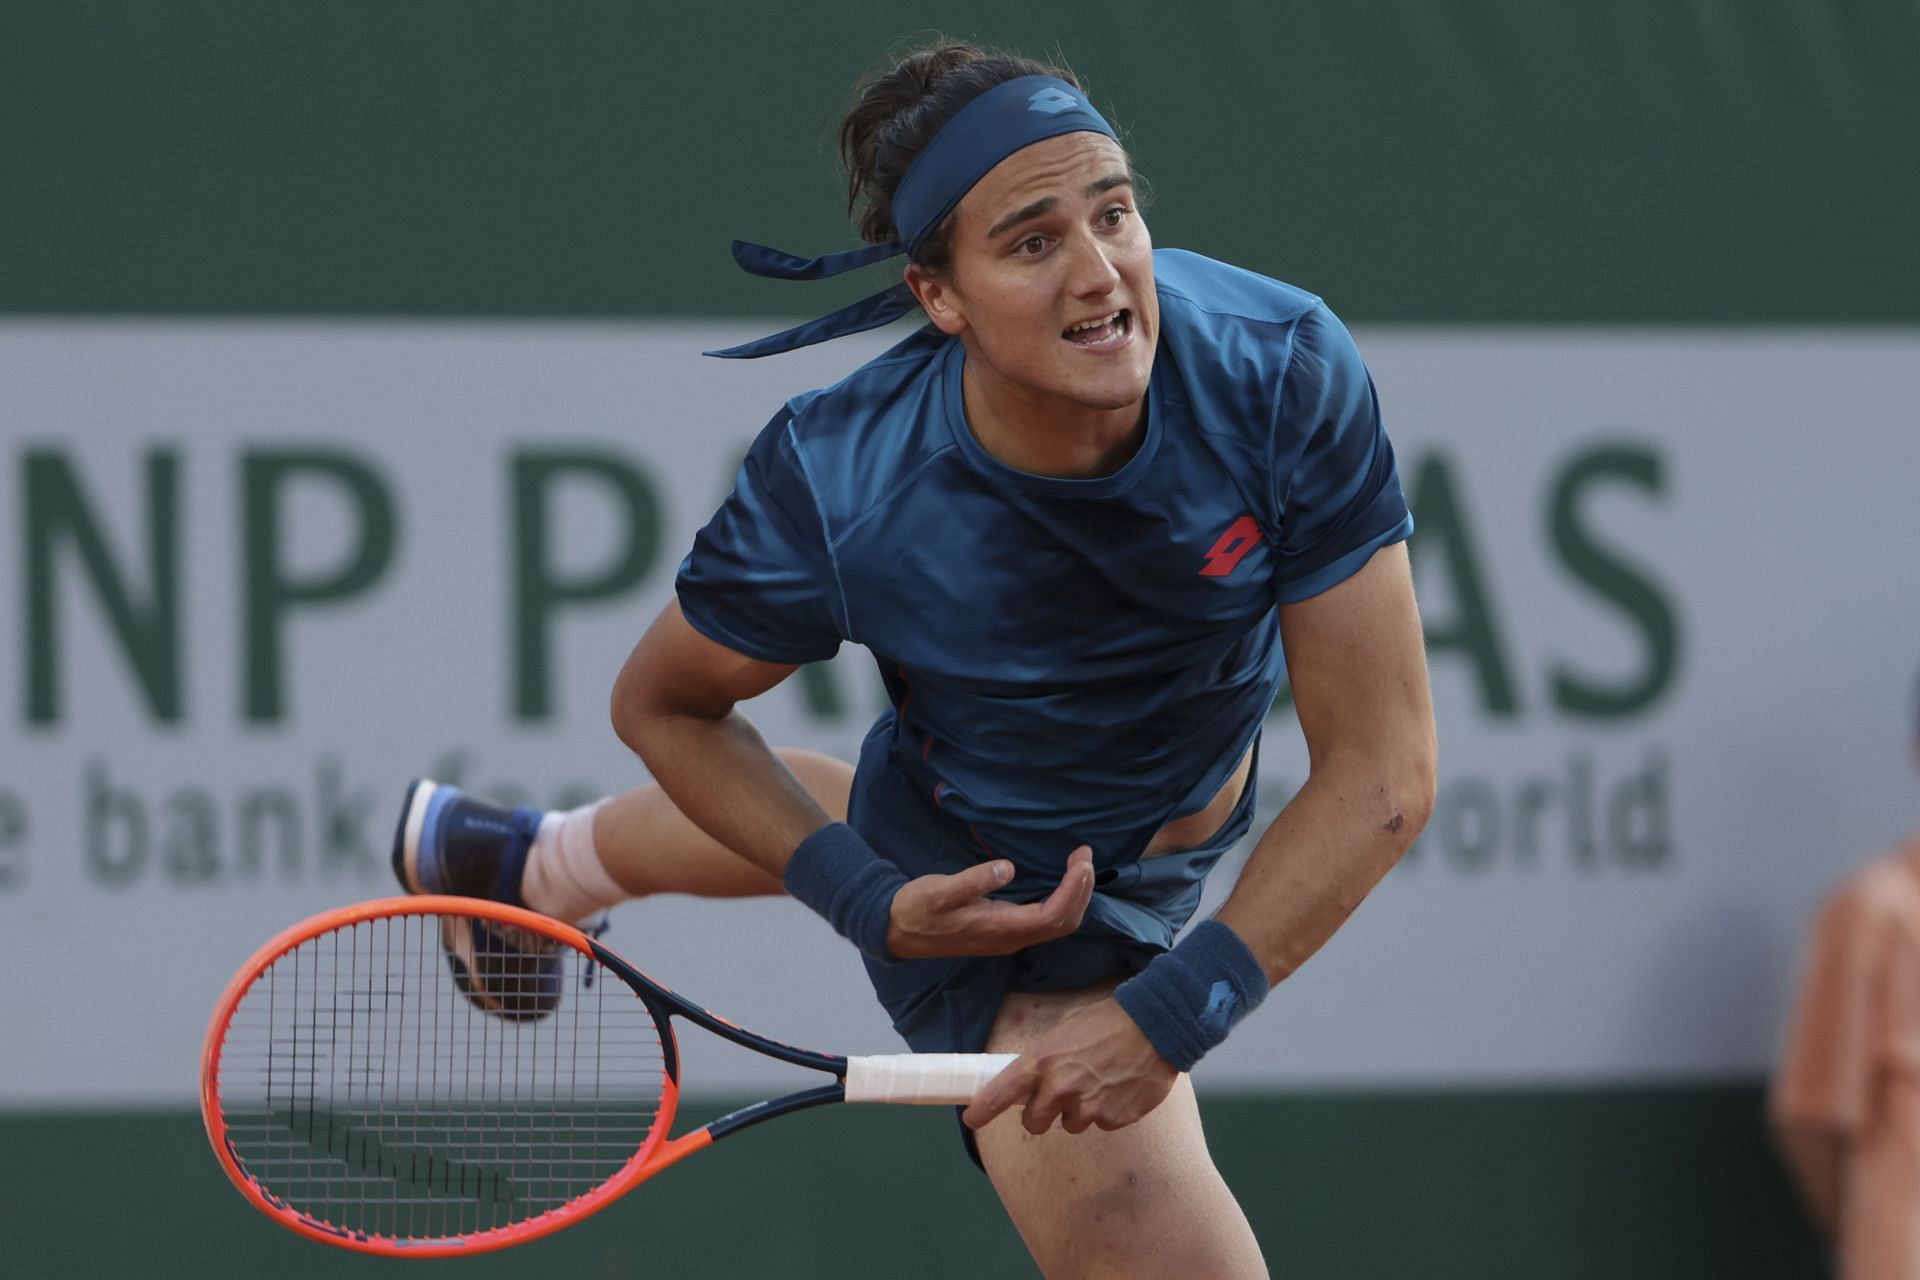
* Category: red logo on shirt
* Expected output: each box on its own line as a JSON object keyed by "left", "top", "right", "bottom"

{"left": 1199, "top": 516, "right": 1262, "bottom": 577}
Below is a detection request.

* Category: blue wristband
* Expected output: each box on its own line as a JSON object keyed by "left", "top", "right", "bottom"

{"left": 781, "top": 822, "right": 909, "bottom": 960}
{"left": 1113, "top": 920, "right": 1268, "bottom": 1072}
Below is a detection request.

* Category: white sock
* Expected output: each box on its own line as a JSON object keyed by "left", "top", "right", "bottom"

{"left": 521, "top": 800, "right": 626, "bottom": 924}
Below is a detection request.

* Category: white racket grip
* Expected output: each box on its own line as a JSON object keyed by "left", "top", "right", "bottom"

{"left": 843, "top": 1053, "right": 1020, "bottom": 1104}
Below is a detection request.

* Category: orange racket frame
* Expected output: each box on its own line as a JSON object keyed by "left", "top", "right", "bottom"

{"left": 201, "top": 896, "right": 856, "bottom": 1257}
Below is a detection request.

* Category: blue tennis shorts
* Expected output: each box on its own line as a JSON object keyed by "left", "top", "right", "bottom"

{"left": 847, "top": 714, "right": 1260, "bottom": 1061}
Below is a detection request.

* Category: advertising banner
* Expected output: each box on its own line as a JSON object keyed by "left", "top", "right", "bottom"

{"left": 3, "top": 321, "right": 1916, "bottom": 1103}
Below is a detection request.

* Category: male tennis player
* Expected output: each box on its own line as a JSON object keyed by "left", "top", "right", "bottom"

{"left": 395, "top": 42, "right": 1435, "bottom": 1277}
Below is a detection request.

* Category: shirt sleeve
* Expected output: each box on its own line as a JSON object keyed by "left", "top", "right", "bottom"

{"left": 1268, "top": 303, "right": 1414, "bottom": 604}
{"left": 1771, "top": 884, "right": 1883, "bottom": 1134}
{"left": 675, "top": 409, "right": 847, "bottom": 664}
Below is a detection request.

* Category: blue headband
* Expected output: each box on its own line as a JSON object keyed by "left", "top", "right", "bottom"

{"left": 706, "top": 76, "right": 1118, "bottom": 360}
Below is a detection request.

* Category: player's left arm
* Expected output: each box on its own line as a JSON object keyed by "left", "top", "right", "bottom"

{"left": 965, "top": 541, "right": 1435, "bottom": 1134}
{"left": 1212, "top": 537, "right": 1435, "bottom": 974}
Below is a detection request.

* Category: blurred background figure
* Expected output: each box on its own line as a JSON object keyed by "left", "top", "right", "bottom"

{"left": 1772, "top": 667, "right": 1920, "bottom": 1279}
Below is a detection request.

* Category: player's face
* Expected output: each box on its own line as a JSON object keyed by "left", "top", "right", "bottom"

{"left": 908, "top": 133, "right": 1157, "bottom": 420}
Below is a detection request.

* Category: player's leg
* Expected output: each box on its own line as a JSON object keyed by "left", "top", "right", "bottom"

{"left": 395, "top": 746, "right": 852, "bottom": 1020}
{"left": 588, "top": 746, "right": 850, "bottom": 899}
{"left": 974, "top": 982, "right": 1268, "bottom": 1280}
{"left": 395, "top": 746, "right": 852, "bottom": 914}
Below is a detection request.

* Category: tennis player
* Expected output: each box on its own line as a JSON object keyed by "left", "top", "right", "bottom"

{"left": 395, "top": 42, "right": 1435, "bottom": 1277}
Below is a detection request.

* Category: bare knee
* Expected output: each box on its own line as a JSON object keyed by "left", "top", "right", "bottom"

{"left": 1058, "top": 1161, "right": 1164, "bottom": 1236}
{"left": 978, "top": 1115, "right": 1265, "bottom": 1280}
{"left": 974, "top": 991, "right": 1268, "bottom": 1280}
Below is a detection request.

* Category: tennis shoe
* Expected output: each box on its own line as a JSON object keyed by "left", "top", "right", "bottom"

{"left": 391, "top": 778, "right": 563, "bottom": 1022}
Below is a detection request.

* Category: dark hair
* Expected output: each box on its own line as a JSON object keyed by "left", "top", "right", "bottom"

{"left": 837, "top": 41, "right": 1085, "bottom": 275}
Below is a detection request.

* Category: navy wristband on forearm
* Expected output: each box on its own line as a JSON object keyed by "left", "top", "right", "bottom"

{"left": 1113, "top": 919, "right": 1269, "bottom": 1072}
{"left": 781, "top": 822, "right": 909, "bottom": 960}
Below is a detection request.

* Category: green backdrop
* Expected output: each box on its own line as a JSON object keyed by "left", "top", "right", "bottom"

{"left": 4, "top": 0, "right": 1914, "bottom": 322}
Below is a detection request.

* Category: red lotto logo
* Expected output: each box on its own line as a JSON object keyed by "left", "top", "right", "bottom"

{"left": 1199, "top": 516, "right": 1262, "bottom": 577}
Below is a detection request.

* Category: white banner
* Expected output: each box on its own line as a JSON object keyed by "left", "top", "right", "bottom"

{"left": 2, "top": 321, "right": 1917, "bottom": 1104}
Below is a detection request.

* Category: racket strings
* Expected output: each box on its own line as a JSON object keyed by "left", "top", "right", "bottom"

{"left": 216, "top": 912, "right": 669, "bottom": 1243}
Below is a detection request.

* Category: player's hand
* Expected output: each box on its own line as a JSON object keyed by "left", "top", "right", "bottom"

{"left": 886, "top": 846, "right": 1094, "bottom": 959}
{"left": 962, "top": 996, "right": 1177, "bottom": 1134}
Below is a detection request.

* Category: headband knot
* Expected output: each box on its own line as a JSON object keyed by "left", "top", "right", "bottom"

{"left": 707, "top": 76, "right": 1117, "bottom": 359}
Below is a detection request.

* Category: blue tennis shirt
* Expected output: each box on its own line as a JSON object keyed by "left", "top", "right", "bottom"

{"left": 678, "top": 248, "right": 1413, "bottom": 883}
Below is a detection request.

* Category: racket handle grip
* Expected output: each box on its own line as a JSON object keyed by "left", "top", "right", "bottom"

{"left": 843, "top": 1053, "right": 1019, "bottom": 1104}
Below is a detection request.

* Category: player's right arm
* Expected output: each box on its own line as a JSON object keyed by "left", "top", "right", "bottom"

{"left": 610, "top": 598, "right": 1092, "bottom": 956}
{"left": 611, "top": 597, "right": 828, "bottom": 869}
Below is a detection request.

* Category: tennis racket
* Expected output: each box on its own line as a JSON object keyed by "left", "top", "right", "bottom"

{"left": 200, "top": 894, "right": 1014, "bottom": 1257}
